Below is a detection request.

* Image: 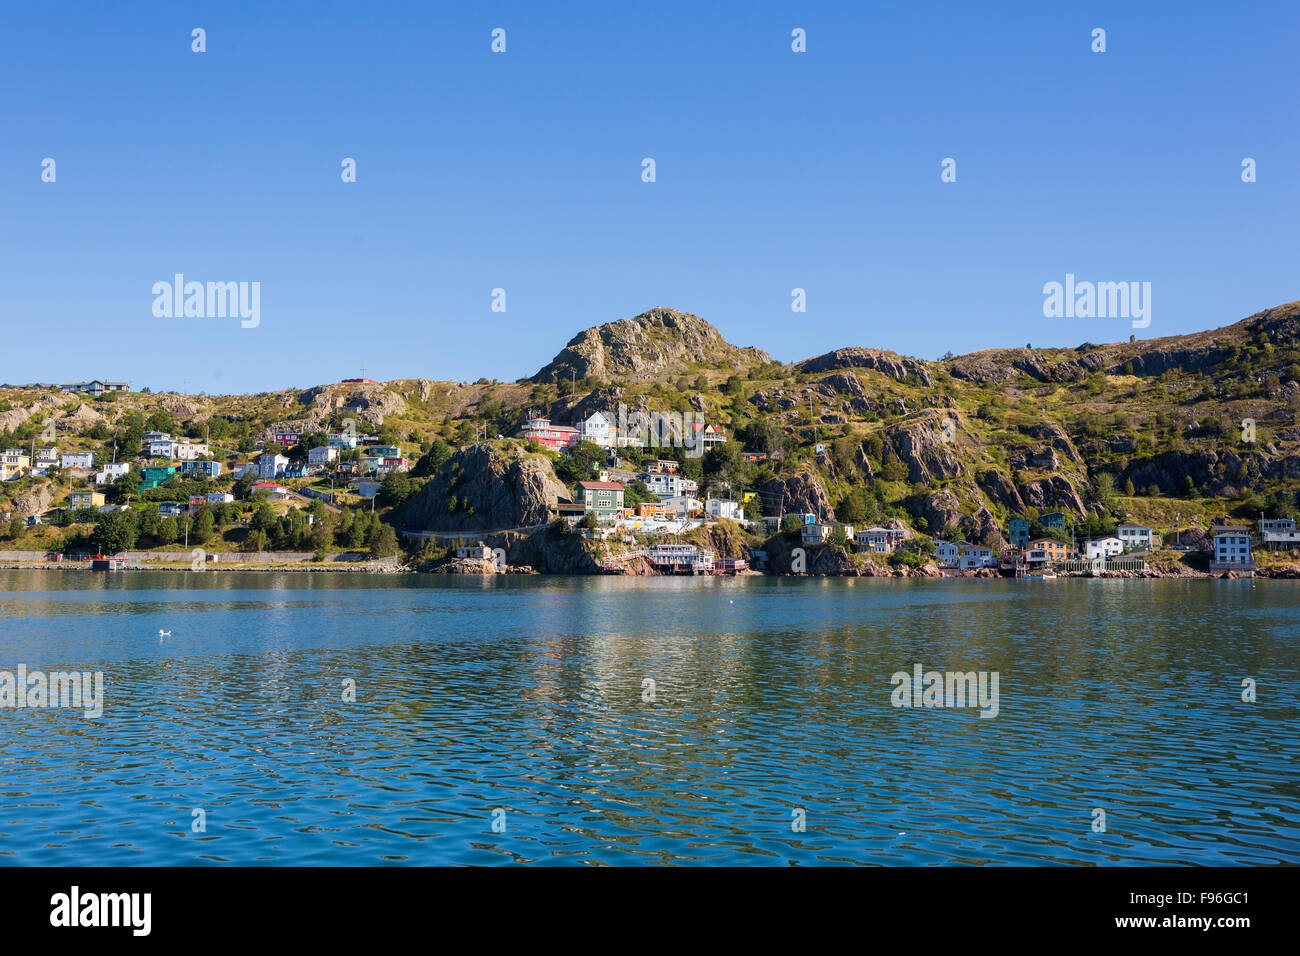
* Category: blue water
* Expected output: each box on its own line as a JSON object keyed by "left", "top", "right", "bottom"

{"left": 0, "top": 570, "right": 1296, "bottom": 865}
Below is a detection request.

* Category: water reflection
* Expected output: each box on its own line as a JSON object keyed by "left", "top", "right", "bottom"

{"left": 0, "top": 571, "right": 1295, "bottom": 865}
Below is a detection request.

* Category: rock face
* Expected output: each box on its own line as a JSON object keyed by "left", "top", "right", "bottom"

{"left": 977, "top": 468, "right": 1026, "bottom": 513}
{"left": 758, "top": 470, "right": 836, "bottom": 521}
{"left": 402, "top": 443, "right": 569, "bottom": 533}
{"left": 884, "top": 413, "right": 965, "bottom": 483}
{"left": 296, "top": 382, "right": 407, "bottom": 427}
{"left": 762, "top": 532, "right": 858, "bottom": 575}
{"left": 531, "top": 307, "right": 771, "bottom": 384}
{"left": 794, "top": 348, "right": 934, "bottom": 386}
{"left": 1019, "top": 474, "right": 1087, "bottom": 516}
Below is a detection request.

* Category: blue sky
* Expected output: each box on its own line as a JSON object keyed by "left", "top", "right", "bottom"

{"left": 2, "top": 1, "right": 1296, "bottom": 393}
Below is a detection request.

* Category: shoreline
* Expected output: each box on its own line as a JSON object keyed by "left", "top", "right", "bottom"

{"left": 3, "top": 561, "right": 1297, "bottom": 579}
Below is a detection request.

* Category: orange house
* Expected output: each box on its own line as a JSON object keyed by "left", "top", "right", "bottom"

{"left": 636, "top": 502, "right": 667, "bottom": 519}
{"left": 1028, "top": 538, "right": 1070, "bottom": 562}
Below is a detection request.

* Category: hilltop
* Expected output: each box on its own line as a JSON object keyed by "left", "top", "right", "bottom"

{"left": 2, "top": 301, "right": 1299, "bottom": 560}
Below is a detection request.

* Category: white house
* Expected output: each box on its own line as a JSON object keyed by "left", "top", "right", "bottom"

{"left": 456, "top": 543, "right": 495, "bottom": 561}
{"left": 705, "top": 498, "right": 744, "bottom": 521}
{"left": 349, "top": 479, "right": 382, "bottom": 498}
{"left": 259, "top": 453, "right": 289, "bottom": 479}
{"left": 660, "top": 495, "right": 704, "bottom": 517}
{"left": 308, "top": 445, "right": 338, "bottom": 466}
{"left": 578, "top": 412, "right": 617, "bottom": 448}
{"left": 646, "top": 472, "right": 698, "bottom": 498}
{"left": 1085, "top": 537, "right": 1124, "bottom": 560}
{"left": 1213, "top": 530, "right": 1252, "bottom": 568}
{"left": 1262, "top": 529, "right": 1300, "bottom": 550}
{"left": 231, "top": 462, "right": 256, "bottom": 479}
{"left": 1260, "top": 517, "right": 1296, "bottom": 533}
{"left": 958, "top": 545, "right": 995, "bottom": 568}
{"left": 854, "top": 527, "right": 905, "bottom": 553}
{"left": 95, "top": 462, "right": 131, "bottom": 485}
{"left": 802, "top": 523, "right": 854, "bottom": 546}
{"left": 327, "top": 432, "right": 359, "bottom": 450}
{"left": 35, "top": 447, "right": 59, "bottom": 469}
{"left": 1116, "top": 523, "right": 1157, "bottom": 551}
{"left": 934, "top": 540, "right": 966, "bottom": 567}
{"left": 173, "top": 441, "right": 210, "bottom": 461}
{"left": 61, "top": 451, "right": 95, "bottom": 470}
{"left": 206, "top": 492, "right": 235, "bottom": 505}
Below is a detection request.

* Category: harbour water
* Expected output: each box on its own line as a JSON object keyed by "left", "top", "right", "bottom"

{"left": 0, "top": 570, "right": 1296, "bottom": 865}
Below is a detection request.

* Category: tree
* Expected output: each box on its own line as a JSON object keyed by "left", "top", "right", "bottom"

{"left": 781, "top": 514, "right": 803, "bottom": 534}
{"left": 379, "top": 471, "right": 416, "bottom": 507}
{"left": 7, "top": 517, "right": 23, "bottom": 540}
{"left": 193, "top": 509, "right": 215, "bottom": 544}
{"left": 412, "top": 439, "right": 452, "bottom": 477}
{"left": 827, "top": 525, "right": 850, "bottom": 549}
{"left": 368, "top": 523, "right": 399, "bottom": 558}
{"left": 158, "top": 517, "right": 179, "bottom": 545}
{"left": 92, "top": 509, "right": 139, "bottom": 554}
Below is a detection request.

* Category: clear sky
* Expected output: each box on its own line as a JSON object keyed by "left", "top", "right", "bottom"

{"left": 2, "top": 1, "right": 1296, "bottom": 394}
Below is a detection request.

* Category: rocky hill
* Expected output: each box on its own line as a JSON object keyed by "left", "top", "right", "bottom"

{"left": 4, "top": 300, "right": 1299, "bottom": 550}
{"left": 530, "top": 307, "right": 772, "bottom": 384}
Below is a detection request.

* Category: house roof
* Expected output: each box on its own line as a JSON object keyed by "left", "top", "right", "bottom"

{"left": 577, "top": 480, "right": 624, "bottom": 490}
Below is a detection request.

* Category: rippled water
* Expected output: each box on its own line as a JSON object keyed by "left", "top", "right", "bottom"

{"left": 0, "top": 569, "right": 1296, "bottom": 866}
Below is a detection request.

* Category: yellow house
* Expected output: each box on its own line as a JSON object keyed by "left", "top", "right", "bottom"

{"left": 68, "top": 491, "right": 106, "bottom": 510}
{"left": 1, "top": 449, "right": 31, "bottom": 480}
{"left": 742, "top": 491, "right": 757, "bottom": 504}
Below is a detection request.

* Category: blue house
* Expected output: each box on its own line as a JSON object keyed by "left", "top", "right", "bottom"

{"left": 181, "top": 460, "right": 222, "bottom": 478}
{"left": 1009, "top": 517, "right": 1030, "bottom": 548}
{"left": 1040, "top": 511, "right": 1067, "bottom": 529}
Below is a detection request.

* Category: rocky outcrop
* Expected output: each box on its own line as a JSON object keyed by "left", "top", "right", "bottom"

{"left": 10, "top": 484, "right": 56, "bottom": 517}
{"left": 758, "top": 470, "right": 836, "bottom": 521}
{"left": 402, "top": 443, "right": 568, "bottom": 533}
{"left": 884, "top": 413, "right": 965, "bottom": 483}
{"left": 977, "top": 468, "right": 1026, "bottom": 513}
{"left": 794, "top": 348, "right": 934, "bottom": 386}
{"left": 531, "top": 307, "right": 770, "bottom": 384}
{"left": 1019, "top": 474, "right": 1087, "bottom": 515}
